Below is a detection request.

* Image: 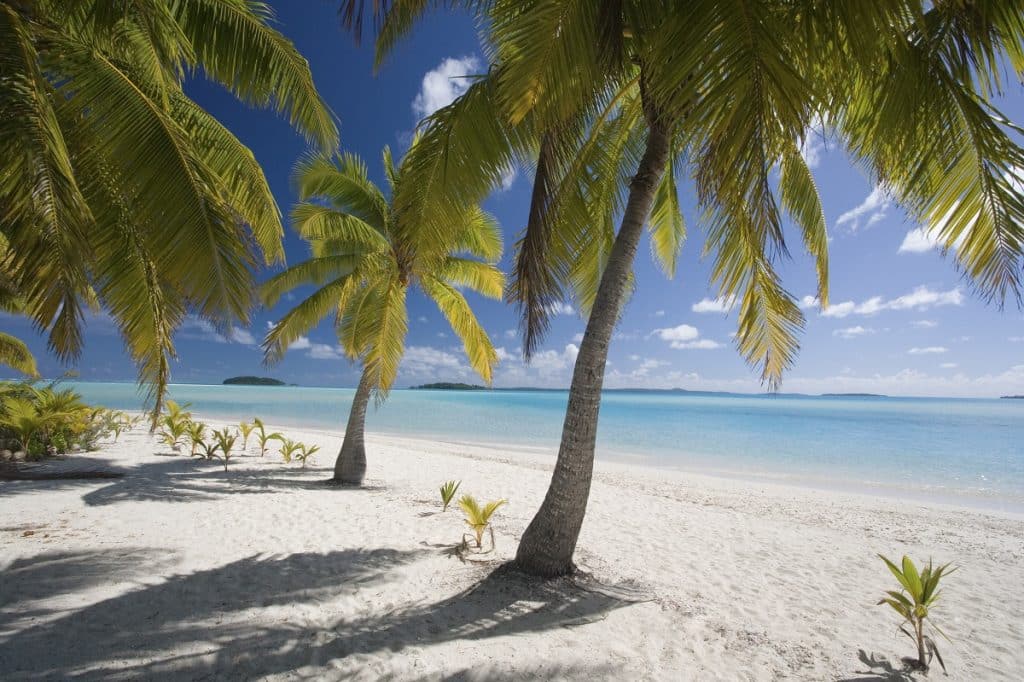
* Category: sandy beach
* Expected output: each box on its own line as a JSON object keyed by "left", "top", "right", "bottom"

{"left": 2, "top": 416, "right": 1022, "bottom": 681}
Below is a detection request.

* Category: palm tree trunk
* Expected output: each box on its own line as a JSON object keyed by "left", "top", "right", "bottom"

{"left": 333, "top": 364, "right": 373, "bottom": 485}
{"left": 514, "top": 120, "right": 671, "bottom": 577}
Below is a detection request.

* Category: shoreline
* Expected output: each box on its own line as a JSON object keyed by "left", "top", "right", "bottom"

{"left": 2, "top": 417, "right": 1022, "bottom": 679}
{"left": 153, "top": 410, "right": 1024, "bottom": 519}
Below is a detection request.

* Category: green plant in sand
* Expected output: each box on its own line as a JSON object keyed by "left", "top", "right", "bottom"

{"left": 295, "top": 442, "right": 320, "bottom": 468}
{"left": 878, "top": 554, "right": 956, "bottom": 673}
{"left": 186, "top": 421, "right": 208, "bottom": 458}
{"left": 278, "top": 438, "right": 302, "bottom": 464}
{"left": 210, "top": 427, "right": 238, "bottom": 471}
{"left": 458, "top": 494, "right": 506, "bottom": 549}
{"left": 439, "top": 480, "right": 461, "bottom": 512}
{"left": 238, "top": 421, "right": 256, "bottom": 450}
{"left": 157, "top": 416, "right": 189, "bottom": 451}
{"left": 252, "top": 418, "right": 283, "bottom": 457}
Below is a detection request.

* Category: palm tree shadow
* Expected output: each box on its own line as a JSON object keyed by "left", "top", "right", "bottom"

{"left": 837, "top": 649, "right": 921, "bottom": 682}
{"left": 0, "top": 552, "right": 643, "bottom": 680}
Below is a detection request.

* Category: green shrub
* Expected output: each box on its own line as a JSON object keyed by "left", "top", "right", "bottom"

{"left": 878, "top": 554, "right": 956, "bottom": 673}
{"left": 440, "top": 480, "right": 461, "bottom": 511}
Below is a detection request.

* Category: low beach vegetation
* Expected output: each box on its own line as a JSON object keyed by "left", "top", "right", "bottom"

{"left": 439, "top": 480, "right": 461, "bottom": 511}
{"left": 878, "top": 555, "right": 955, "bottom": 673}
{"left": 458, "top": 494, "right": 506, "bottom": 550}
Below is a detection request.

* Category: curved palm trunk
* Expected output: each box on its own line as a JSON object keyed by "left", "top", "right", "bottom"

{"left": 515, "top": 121, "right": 671, "bottom": 577}
{"left": 334, "top": 364, "right": 373, "bottom": 484}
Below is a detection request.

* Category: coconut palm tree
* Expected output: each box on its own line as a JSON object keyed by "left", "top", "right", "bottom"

{"left": 350, "top": 0, "right": 1024, "bottom": 576}
{"left": 0, "top": 251, "right": 37, "bottom": 377}
{"left": 261, "top": 145, "right": 504, "bottom": 485}
{"left": 0, "top": 0, "right": 338, "bottom": 420}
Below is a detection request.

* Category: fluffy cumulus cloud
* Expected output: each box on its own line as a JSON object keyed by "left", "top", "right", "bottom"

{"left": 412, "top": 56, "right": 481, "bottom": 119}
{"left": 650, "top": 324, "right": 722, "bottom": 350}
{"left": 528, "top": 343, "right": 580, "bottom": 371}
{"left": 940, "top": 362, "right": 958, "bottom": 369}
{"left": 801, "top": 286, "right": 964, "bottom": 319}
{"left": 180, "top": 316, "right": 256, "bottom": 346}
{"left": 908, "top": 346, "right": 948, "bottom": 355}
{"left": 833, "top": 326, "right": 874, "bottom": 339}
{"left": 401, "top": 345, "right": 468, "bottom": 376}
{"left": 691, "top": 296, "right": 737, "bottom": 314}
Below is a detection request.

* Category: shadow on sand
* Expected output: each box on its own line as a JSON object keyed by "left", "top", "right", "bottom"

{"left": 837, "top": 649, "right": 921, "bottom": 681}
{"left": 0, "top": 548, "right": 639, "bottom": 679}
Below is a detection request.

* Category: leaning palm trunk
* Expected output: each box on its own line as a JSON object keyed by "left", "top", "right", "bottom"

{"left": 515, "top": 121, "right": 671, "bottom": 577}
{"left": 334, "top": 365, "right": 374, "bottom": 484}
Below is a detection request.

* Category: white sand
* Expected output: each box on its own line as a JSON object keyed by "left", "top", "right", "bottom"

{"left": 1, "top": 416, "right": 1022, "bottom": 680}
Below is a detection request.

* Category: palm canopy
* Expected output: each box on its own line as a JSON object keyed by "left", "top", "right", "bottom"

{"left": 0, "top": 0, "right": 338, "bottom": 413}
{"left": 358, "top": 0, "right": 1024, "bottom": 389}
{"left": 262, "top": 144, "right": 504, "bottom": 397}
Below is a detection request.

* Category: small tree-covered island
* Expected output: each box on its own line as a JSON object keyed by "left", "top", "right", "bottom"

{"left": 2, "top": 2, "right": 1022, "bottom": 680}
{"left": 222, "top": 376, "right": 287, "bottom": 386}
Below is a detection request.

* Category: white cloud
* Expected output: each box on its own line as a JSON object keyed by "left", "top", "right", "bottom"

{"left": 528, "top": 344, "right": 579, "bottom": 371}
{"left": 401, "top": 345, "right": 466, "bottom": 374}
{"left": 819, "top": 286, "right": 964, "bottom": 318}
{"left": 1010, "top": 336, "right": 1024, "bottom": 342}
{"left": 571, "top": 332, "right": 584, "bottom": 343}
{"left": 412, "top": 56, "right": 481, "bottom": 119}
{"left": 265, "top": 322, "right": 312, "bottom": 352}
{"left": 898, "top": 227, "right": 966, "bottom": 254}
{"left": 833, "top": 326, "right": 874, "bottom": 339}
{"left": 499, "top": 165, "right": 517, "bottom": 191}
{"left": 799, "top": 133, "right": 824, "bottom": 169}
{"left": 836, "top": 185, "right": 889, "bottom": 231}
{"left": 650, "top": 324, "right": 722, "bottom": 350}
{"left": 911, "top": 320, "right": 937, "bottom": 328}
{"left": 181, "top": 316, "right": 256, "bottom": 346}
{"left": 671, "top": 339, "right": 723, "bottom": 349}
{"left": 692, "top": 296, "right": 737, "bottom": 314}
{"left": 504, "top": 329, "right": 517, "bottom": 339}
{"left": 307, "top": 343, "right": 345, "bottom": 360}
{"left": 545, "top": 301, "right": 576, "bottom": 316}
{"left": 654, "top": 310, "right": 666, "bottom": 317}
{"left": 908, "top": 346, "right": 948, "bottom": 355}
{"left": 940, "top": 362, "right": 958, "bottom": 369}
{"left": 652, "top": 324, "right": 700, "bottom": 343}
{"left": 798, "top": 295, "right": 820, "bottom": 310}
{"left": 418, "top": 316, "right": 428, "bottom": 323}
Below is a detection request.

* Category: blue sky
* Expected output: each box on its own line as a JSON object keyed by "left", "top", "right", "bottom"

{"left": 5, "top": 3, "right": 1023, "bottom": 397}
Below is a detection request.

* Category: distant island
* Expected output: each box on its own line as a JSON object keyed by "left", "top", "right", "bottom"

{"left": 411, "top": 382, "right": 488, "bottom": 390}
{"left": 223, "top": 376, "right": 286, "bottom": 386}
{"left": 1001, "top": 395, "right": 1024, "bottom": 400}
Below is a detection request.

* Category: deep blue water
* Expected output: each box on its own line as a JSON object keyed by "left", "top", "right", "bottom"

{"left": 70, "top": 382, "right": 1024, "bottom": 512}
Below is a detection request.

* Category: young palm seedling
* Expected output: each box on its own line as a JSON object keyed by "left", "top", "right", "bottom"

{"left": 458, "top": 495, "right": 506, "bottom": 550}
{"left": 278, "top": 438, "right": 302, "bottom": 464}
{"left": 197, "top": 439, "right": 220, "bottom": 461}
{"left": 252, "top": 418, "right": 283, "bottom": 457}
{"left": 294, "top": 442, "right": 320, "bottom": 468}
{"left": 440, "top": 480, "right": 461, "bottom": 511}
{"left": 210, "top": 427, "right": 239, "bottom": 471}
{"left": 158, "top": 416, "right": 189, "bottom": 452}
{"left": 186, "top": 421, "right": 208, "bottom": 458}
{"left": 878, "top": 555, "right": 956, "bottom": 673}
{"left": 238, "top": 421, "right": 256, "bottom": 450}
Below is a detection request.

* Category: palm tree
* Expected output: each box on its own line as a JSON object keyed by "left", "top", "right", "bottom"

{"left": 0, "top": 0, "right": 338, "bottom": 420}
{"left": 0, "top": 249, "right": 37, "bottom": 377}
{"left": 353, "top": 0, "right": 1024, "bottom": 576}
{"left": 262, "top": 146, "right": 504, "bottom": 485}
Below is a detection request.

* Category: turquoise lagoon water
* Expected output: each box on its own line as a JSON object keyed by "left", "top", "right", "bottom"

{"left": 71, "top": 382, "right": 1024, "bottom": 512}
